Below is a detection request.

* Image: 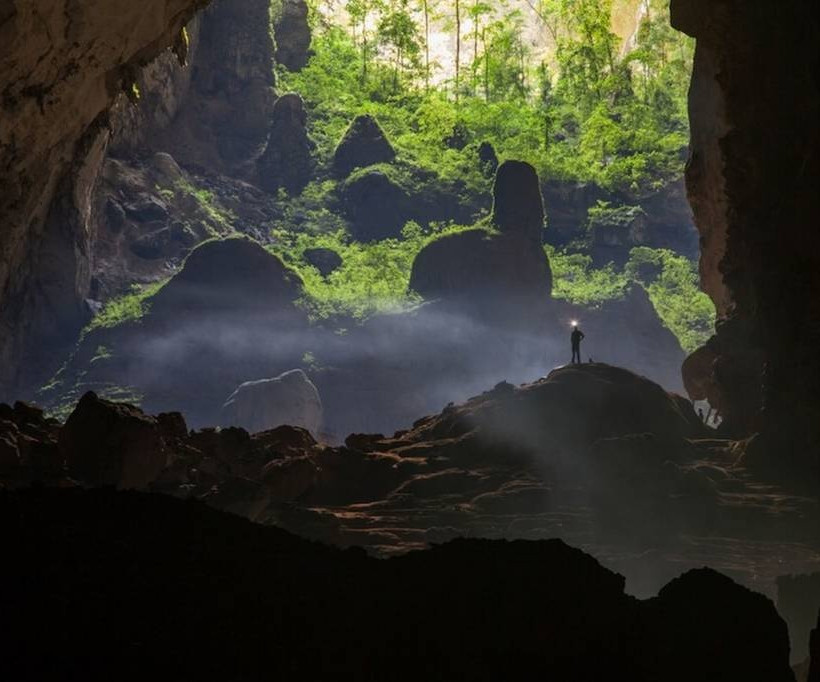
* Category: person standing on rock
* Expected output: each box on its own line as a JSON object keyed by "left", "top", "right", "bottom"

{"left": 570, "top": 322, "right": 585, "bottom": 364}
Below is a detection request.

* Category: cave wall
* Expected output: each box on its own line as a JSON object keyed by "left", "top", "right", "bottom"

{"left": 0, "top": 0, "right": 211, "bottom": 399}
{"left": 112, "top": 0, "right": 277, "bottom": 173}
{"left": 671, "top": 1, "right": 820, "bottom": 479}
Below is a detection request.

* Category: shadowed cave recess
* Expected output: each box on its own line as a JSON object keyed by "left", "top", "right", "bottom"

{"left": 0, "top": 0, "right": 819, "bottom": 679}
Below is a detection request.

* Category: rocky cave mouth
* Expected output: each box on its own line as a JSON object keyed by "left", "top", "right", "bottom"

{"left": 0, "top": 1, "right": 819, "bottom": 680}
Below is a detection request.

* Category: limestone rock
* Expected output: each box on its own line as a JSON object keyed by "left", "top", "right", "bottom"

{"left": 0, "top": 0, "right": 209, "bottom": 399}
{"left": 257, "top": 93, "right": 315, "bottom": 195}
{"left": 409, "top": 160, "right": 552, "bottom": 310}
{"left": 60, "top": 392, "right": 167, "bottom": 489}
{"left": 671, "top": 0, "right": 820, "bottom": 477}
{"left": 332, "top": 115, "right": 396, "bottom": 177}
{"left": 340, "top": 169, "right": 409, "bottom": 241}
{"left": 303, "top": 247, "right": 342, "bottom": 277}
{"left": 149, "top": 236, "right": 304, "bottom": 316}
{"left": 221, "top": 369, "right": 322, "bottom": 436}
{"left": 274, "top": 0, "right": 312, "bottom": 71}
{"left": 491, "top": 160, "right": 545, "bottom": 243}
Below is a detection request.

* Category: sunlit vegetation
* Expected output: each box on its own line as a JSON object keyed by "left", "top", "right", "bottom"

{"left": 269, "top": 220, "right": 487, "bottom": 319}
{"left": 281, "top": 0, "right": 693, "bottom": 192}
{"left": 84, "top": 280, "right": 168, "bottom": 333}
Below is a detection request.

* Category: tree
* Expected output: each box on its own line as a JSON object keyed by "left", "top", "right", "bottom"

{"left": 378, "top": 2, "right": 422, "bottom": 92}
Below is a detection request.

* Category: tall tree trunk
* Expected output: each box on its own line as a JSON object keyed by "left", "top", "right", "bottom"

{"left": 483, "top": 28, "right": 489, "bottom": 101}
{"left": 423, "top": 0, "right": 430, "bottom": 91}
{"left": 455, "top": 0, "right": 461, "bottom": 104}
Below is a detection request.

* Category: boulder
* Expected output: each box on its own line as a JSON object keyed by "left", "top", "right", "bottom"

{"left": 644, "top": 568, "right": 794, "bottom": 682}
{"left": 408, "top": 160, "right": 552, "bottom": 310}
{"left": 149, "top": 236, "right": 304, "bottom": 317}
{"left": 221, "top": 369, "right": 322, "bottom": 436}
{"left": 409, "top": 228, "right": 552, "bottom": 304}
{"left": 332, "top": 114, "right": 396, "bottom": 177}
{"left": 682, "top": 343, "right": 719, "bottom": 403}
{"left": 303, "top": 247, "right": 342, "bottom": 277}
{"left": 340, "top": 169, "right": 409, "bottom": 241}
{"left": 477, "top": 141, "right": 499, "bottom": 176}
{"left": 60, "top": 392, "right": 167, "bottom": 489}
{"left": 274, "top": 0, "right": 312, "bottom": 71}
{"left": 257, "top": 93, "right": 315, "bottom": 195}
{"left": 491, "top": 160, "right": 545, "bottom": 243}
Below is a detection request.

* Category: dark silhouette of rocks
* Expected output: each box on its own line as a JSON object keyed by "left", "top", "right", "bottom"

{"left": 0, "top": 486, "right": 797, "bottom": 681}
{"left": 672, "top": 1, "right": 820, "bottom": 487}
{"left": 333, "top": 114, "right": 396, "bottom": 177}
{"left": 778, "top": 572, "right": 820, "bottom": 665}
{"left": 303, "top": 247, "right": 343, "bottom": 276}
{"left": 273, "top": 0, "right": 312, "bottom": 71}
{"left": 810, "top": 611, "right": 820, "bottom": 682}
{"left": 491, "top": 160, "right": 545, "bottom": 243}
{"left": 409, "top": 161, "right": 552, "bottom": 314}
{"left": 340, "top": 169, "right": 410, "bottom": 240}
{"left": 149, "top": 236, "right": 303, "bottom": 317}
{"left": 641, "top": 568, "right": 793, "bottom": 682}
{"left": 257, "top": 93, "right": 315, "bottom": 195}
{"left": 61, "top": 392, "right": 168, "bottom": 489}
{"left": 477, "top": 141, "right": 499, "bottom": 176}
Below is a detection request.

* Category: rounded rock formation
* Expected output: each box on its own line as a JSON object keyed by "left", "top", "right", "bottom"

{"left": 221, "top": 369, "right": 322, "bottom": 436}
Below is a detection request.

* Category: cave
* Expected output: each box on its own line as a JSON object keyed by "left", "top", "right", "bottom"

{"left": 0, "top": 0, "right": 818, "bottom": 679}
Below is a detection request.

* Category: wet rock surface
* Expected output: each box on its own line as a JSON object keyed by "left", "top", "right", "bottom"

{"left": 0, "top": 486, "right": 797, "bottom": 681}
{"left": 10, "top": 364, "right": 820, "bottom": 602}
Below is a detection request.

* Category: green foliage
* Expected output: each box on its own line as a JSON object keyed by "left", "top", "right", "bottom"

{"left": 268, "top": 220, "right": 487, "bottom": 320}
{"left": 286, "top": 0, "right": 692, "bottom": 192}
{"left": 548, "top": 244, "right": 715, "bottom": 352}
{"left": 626, "top": 247, "right": 715, "bottom": 352}
{"left": 84, "top": 280, "right": 167, "bottom": 333}
{"left": 547, "top": 245, "right": 628, "bottom": 306}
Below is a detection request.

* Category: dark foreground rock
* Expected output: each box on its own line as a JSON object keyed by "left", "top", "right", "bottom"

{"left": 0, "top": 487, "right": 796, "bottom": 681}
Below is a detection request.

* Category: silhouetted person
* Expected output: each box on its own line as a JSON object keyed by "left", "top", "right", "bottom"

{"left": 571, "top": 325, "right": 584, "bottom": 364}
{"left": 698, "top": 408, "right": 705, "bottom": 422}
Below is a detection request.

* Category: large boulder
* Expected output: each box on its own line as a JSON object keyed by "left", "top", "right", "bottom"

{"left": 643, "top": 568, "right": 794, "bottom": 682}
{"left": 491, "top": 160, "right": 545, "bottom": 243}
{"left": 60, "top": 392, "right": 167, "bottom": 489}
{"left": 340, "top": 169, "right": 409, "bottom": 241}
{"left": 273, "top": 0, "right": 312, "bottom": 71}
{"left": 149, "top": 236, "right": 304, "bottom": 317}
{"left": 408, "top": 160, "right": 551, "bottom": 313}
{"left": 257, "top": 93, "right": 315, "bottom": 195}
{"left": 221, "top": 369, "right": 322, "bottom": 436}
{"left": 409, "top": 228, "right": 551, "bottom": 303}
{"left": 332, "top": 115, "right": 396, "bottom": 177}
